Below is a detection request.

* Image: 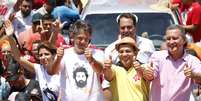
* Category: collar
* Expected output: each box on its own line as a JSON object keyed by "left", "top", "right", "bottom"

{"left": 165, "top": 50, "right": 188, "bottom": 61}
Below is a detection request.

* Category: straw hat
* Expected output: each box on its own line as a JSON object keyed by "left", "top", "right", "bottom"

{"left": 115, "top": 37, "right": 139, "bottom": 51}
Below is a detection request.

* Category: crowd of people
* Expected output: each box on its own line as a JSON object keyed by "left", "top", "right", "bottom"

{"left": 0, "top": 0, "right": 201, "bottom": 101}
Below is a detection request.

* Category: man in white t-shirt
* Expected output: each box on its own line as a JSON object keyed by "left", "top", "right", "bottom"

{"left": 12, "top": 0, "right": 35, "bottom": 38}
{"left": 48, "top": 20, "right": 104, "bottom": 101}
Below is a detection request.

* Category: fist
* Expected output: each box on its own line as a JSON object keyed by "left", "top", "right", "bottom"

{"left": 184, "top": 63, "right": 192, "bottom": 78}
{"left": 57, "top": 46, "right": 64, "bottom": 59}
{"left": 133, "top": 60, "right": 143, "bottom": 71}
{"left": 104, "top": 56, "right": 112, "bottom": 70}
{"left": 84, "top": 47, "right": 93, "bottom": 63}
{"left": 143, "top": 62, "right": 155, "bottom": 81}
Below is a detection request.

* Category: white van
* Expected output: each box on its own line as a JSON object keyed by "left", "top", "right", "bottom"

{"left": 81, "top": 0, "right": 179, "bottom": 50}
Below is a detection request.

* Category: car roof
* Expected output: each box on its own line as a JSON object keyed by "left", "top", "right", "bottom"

{"left": 81, "top": 0, "right": 173, "bottom": 18}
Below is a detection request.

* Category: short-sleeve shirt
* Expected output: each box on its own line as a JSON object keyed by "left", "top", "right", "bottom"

{"left": 149, "top": 50, "right": 201, "bottom": 101}
{"left": 110, "top": 65, "right": 149, "bottom": 101}
{"left": 59, "top": 47, "right": 104, "bottom": 101}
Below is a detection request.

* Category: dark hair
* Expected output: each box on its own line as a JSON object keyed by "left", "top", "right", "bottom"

{"left": 42, "top": 14, "right": 55, "bottom": 22}
{"left": 37, "top": 41, "right": 56, "bottom": 55}
{"left": 165, "top": 24, "right": 187, "bottom": 47}
{"left": 73, "top": 20, "right": 92, "bottom": 37}
{"left": 73, "top": 67, "right": 88, "bottom": 80}
{"left": 5, "top": 54, "right": 22, "bottom": 81}
{"left": 19, "top": 0, "right": 33, "bottom": 4}
{"left": 117, "top": 13, "right": 137, "bottom": 26}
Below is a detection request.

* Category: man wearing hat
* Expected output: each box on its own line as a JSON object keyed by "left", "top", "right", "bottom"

{"left": 18, "top": 13, "right": 42, "bottom": 51}
{"left": 103, "top": 37, "right": 149, "bottom": 101}
{"left": 103, "top": 13, "right": 155, "bottom": 101}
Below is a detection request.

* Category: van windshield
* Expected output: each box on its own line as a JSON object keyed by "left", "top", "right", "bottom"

{"left": 85, "top": 13, "right": 175, "bottom": 49}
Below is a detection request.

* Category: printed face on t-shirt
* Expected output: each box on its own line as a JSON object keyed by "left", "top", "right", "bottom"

{"left": 73, "top": 66, "right": 88, "bottom": 88}
{"left": 75, "top": 72, "right": 87, "bottom": 88}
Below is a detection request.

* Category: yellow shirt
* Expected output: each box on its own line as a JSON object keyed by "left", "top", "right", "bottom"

{"left": 110, "top": 65, "right": 149, "bottom": 101}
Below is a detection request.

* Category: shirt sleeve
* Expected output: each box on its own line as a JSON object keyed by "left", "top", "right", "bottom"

{"left": 190, "top": 56, "right": 201, "bottom": 75}
{"left": 191, "top": 6, "right": 201, "bottom": 25}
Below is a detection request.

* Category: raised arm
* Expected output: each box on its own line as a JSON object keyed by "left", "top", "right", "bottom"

{"left": 4, "top": 20, "right": 35, "bottom": 73}
{"left": 48, "top": 19, "right": 60, "bottom": 47}
{"left": 84, "top": 46, "right": 104, "bottom": 74}
{"left": 48, "top": 46, "right": 64, "bottom": 75}
{"left": 48, "top": 17, "right": 67, "bottom": 47}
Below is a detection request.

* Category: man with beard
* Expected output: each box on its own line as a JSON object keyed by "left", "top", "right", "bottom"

{"left": 12, "top": 0, "right": 35, "bottom": 38}
{"left": 73, "top": 67, "right": 88, "bottom": 88}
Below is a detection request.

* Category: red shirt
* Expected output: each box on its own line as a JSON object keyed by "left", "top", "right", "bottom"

{"left": 172, "top": 0, "right": 190, "bottom": 12}
{"left": 55, "top": 33, "right": 68, "bottom": 48}
{"left": 33, "top": 0, "right": 45, "bottom": 9}
{"left": 186, "top": 2, "right": 201, "bottom": 42}
{"left": 18, "top": 28, "right": 41, "bottom": 51}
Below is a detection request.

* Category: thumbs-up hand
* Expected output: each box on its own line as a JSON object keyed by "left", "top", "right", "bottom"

{"left": 133, "top": 56, "right": 144, "bottom": 76}
{"left": 143, "top": 62, "right": 155, "bottom": 81}
{"left": 104, "top": 55, "right": 112, "bottom": 70}
{"left": 84, "top": 45, "right": 93, "bottom": 63}
{"left": 103, "top": 56, "right": 114, "bottom": 81}
{"left": 184, "top": 63, "right": 193, "bottom": 78}
{"left": 57, "top": 45, "right": 64, "bottom": 59}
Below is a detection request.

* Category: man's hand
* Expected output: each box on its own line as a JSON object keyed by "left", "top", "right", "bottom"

{"left": 52, "top": 17, "right": 67, "bottom": 33}
{"left": 84, "top": 45, "right": 94, "bottom": 63}
{"left": 104, "top": 56, "right": 112, "bottom": 70}
{"left": 103, "top": 56, "right": 113, "bottom": 81}
{"left": 143, "top": 62, "right": 155, "bottom": 81}
{"left": 57, "top": 45, "right": 64, "bottom": 59}
{"left": 184, "top": 63, "right": 193, "bottom": 78}
{"left": 8, "top": 13, "right": 16, "bottom": 22}
{"left": 133, "top": 56, "right": 144, "bottom": 76}
{"left": 4, "top": 20, "right": 14, "bottom": 36}
{"left": 39, "top": 20, "right": 49, "bottom": 41}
